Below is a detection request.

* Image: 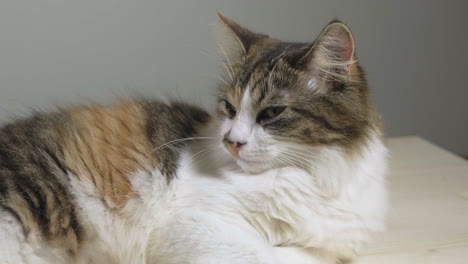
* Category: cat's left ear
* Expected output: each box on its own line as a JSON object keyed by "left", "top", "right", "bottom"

{"left": 312, "top": 21, "right": 355, "bottom": 66}
{"left": 216, "top": 13, "right": 265, "bottom": 64}
{"left": 286, "top": 21, "right": 356, "bottom": 93}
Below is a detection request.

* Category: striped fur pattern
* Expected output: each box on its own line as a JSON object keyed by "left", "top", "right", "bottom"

{"left": 0, "top": 14, "right": 387, "bottom": 264}
{"left": 0, "top": 101, "right": 209, "bottom": 262}
{"left": 216, "top": 15, "right": 379, "bottom": 153}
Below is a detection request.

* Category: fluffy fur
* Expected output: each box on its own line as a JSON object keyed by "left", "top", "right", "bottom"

{"left": 0, "top": 14, "right": 387, "bottom": 264}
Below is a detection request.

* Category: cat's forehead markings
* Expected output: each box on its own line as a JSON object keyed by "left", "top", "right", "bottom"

{"left": 241, "top": 85, "right": 251, "bottom": 110}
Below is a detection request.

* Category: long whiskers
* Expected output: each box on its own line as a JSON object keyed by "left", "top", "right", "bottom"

{"left": 185, "top": 144, "right": 223, "bottom": 172}
{"left": 282, "top": 149, "right": 322, "bottom": 163}
{"left": 278, "top": 146, "right": 324, "bottom": 167}
{"left": 215, "top": 74, "right": 231, "bottom": 86}
{"left": 274, "top": 154, "right": 300, "bottom": 171}
{"left": 218, "top": 44, "right": 235, "bottom": 82}
{"left": 153, "top": 137, "right": 216, "bottom": 152}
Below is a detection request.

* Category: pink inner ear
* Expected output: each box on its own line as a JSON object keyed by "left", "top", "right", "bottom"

{"left": 334, "top": 27, "right": 354, "bottom": 62}
{"left": 341, "top": 39, "right": 354, "bottom": 62}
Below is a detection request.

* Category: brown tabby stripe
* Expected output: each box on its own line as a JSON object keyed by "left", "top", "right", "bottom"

{"left": 143, "top": 101, "right": 211, "bottom": 178}
{"left": 0, "top": 112, "right": 83, "bottom": 255}
{"left": 217, "top": 17, "right": 380, "bottom": 153}
{"left": 0, "top": 100, "right": 210, "bottom": 258}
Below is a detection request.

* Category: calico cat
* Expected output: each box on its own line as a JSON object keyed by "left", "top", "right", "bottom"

{"left": 0, "top": 14, "right": 387, "bottom": 264}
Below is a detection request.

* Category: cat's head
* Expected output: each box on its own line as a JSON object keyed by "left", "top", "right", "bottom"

{"left": 214, "top": 14, "right": 375, "bottom": 174}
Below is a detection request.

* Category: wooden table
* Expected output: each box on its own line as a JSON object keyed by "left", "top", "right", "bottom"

{"left": 356, "top": 136, "right": 468, "bottom": 264}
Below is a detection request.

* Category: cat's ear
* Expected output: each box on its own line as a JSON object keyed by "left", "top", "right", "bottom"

{"left": 312, "top": 21, "right": 355, "bottom": 67}
{"left": 216, "top": 13, "right": 264, "bottom": 63}
{"left": 287, "top": 21, "right": 356, "bottom": 93}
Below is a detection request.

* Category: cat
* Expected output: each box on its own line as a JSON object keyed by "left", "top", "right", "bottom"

{"left": 0, "top": 14, "right": 387, "bottom": 264}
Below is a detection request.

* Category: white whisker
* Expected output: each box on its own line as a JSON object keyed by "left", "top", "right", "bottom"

{"left": 153, "top": 137, "right": 215, "bottom": 152}
{"left": 218, "top": 44, "right": 235, "bottom": 82}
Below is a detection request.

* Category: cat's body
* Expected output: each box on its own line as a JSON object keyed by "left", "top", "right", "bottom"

{"left": 0, "top": 101, "right": 211, "bottom": 263}
{"left": 0, "top": 15, "right": 388, "bottom": 264}
{"left": 0, "top": 103, "right": 386, "bottom": 263}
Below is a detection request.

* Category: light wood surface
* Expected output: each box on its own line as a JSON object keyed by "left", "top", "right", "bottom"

{"left": 356, "top": 136, "right": 468, "bottom": 264}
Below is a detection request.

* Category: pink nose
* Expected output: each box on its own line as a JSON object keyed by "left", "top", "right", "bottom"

{"left": 224, "top": 138, "right": 246, "bottom": 157}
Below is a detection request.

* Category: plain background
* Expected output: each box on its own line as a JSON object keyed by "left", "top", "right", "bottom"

{"left": 0, "top": 0, "right": 467, "bottom": 154}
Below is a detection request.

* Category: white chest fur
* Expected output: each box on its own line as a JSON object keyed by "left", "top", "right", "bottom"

{"left": 153, "top": 133, "right": 388, "bottom": 261}
{"left": 70, "top": 133, "right": 387, "bottom": 263}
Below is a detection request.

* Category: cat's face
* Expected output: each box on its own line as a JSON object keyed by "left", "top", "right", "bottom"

{"left": 215, "top": 14, "right": 373, "bottom": 173}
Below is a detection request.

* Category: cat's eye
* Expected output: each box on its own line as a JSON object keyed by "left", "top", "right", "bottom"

{"left": 257, "top": 106, "right": 286, "bottom": 123}
{"left": 222, "top": 100, "right": 237, "bottom": 118}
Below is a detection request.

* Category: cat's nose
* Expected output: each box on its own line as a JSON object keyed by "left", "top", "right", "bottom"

{"left": 224, "top": 138, "right": 246, "bottom": 157}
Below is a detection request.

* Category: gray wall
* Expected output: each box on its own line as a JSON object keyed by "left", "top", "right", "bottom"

{"left": 1, "top": 0, "right": 467, "bottom": 153}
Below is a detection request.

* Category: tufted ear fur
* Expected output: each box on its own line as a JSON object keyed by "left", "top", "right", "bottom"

{"left": 285, "top": 21, "right": 356, "bottom": 93}
{"left": 216, "top": 13, "right": 265, "bottom": 65}
{"left": 311, "top": 21, "right": 355, "bottom": 75}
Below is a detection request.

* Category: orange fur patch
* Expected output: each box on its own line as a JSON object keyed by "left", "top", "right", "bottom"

{"left": 63, "top": 101, "right": 155, "bottom": 209}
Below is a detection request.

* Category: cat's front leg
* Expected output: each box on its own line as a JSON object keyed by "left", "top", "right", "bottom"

{"left": 147, "top": 211, "right": 328, "bottom": 264}
{"left": 147, "top": 211, "right": 278, "bottom": 264}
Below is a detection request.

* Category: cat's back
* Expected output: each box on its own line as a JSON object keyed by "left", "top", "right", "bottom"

{"left": 0, "top": 100, "right": 210, "bottom": 263}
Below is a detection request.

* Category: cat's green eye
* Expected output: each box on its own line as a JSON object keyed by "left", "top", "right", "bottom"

{"left": 257, "top": 106, "right": 286, "bottom": 123}
{"left": 222, "top": 100, "right": 237, "bottom": 118}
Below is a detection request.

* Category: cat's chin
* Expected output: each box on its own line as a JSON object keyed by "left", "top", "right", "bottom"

{"left": 236, "top": 159, "right": 273, "bottom": 174}
{"left": 216, "top": 146, "right": 278, "bottom": 174}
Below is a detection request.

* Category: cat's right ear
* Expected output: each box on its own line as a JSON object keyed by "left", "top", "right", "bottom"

{"left": 216, "top": 13, "right": 263, "bottom": 64}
